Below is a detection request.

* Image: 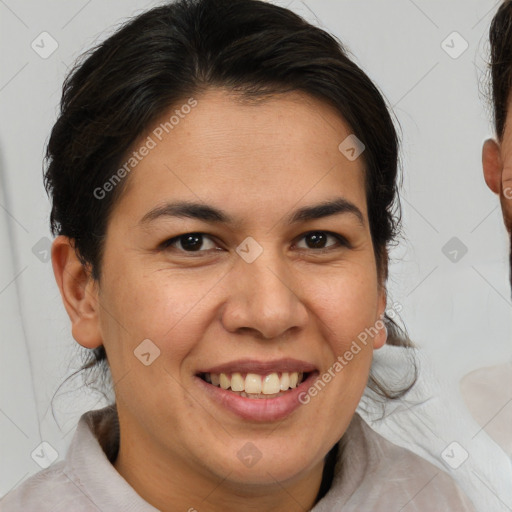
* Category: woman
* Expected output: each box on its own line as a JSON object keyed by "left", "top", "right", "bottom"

{"left": 1, "top": 0, "right": 475, "bottom": 510}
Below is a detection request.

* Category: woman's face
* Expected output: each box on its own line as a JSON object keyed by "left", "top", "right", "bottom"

{"left": 70, "top": 89, "right": 386, "bottom": 488}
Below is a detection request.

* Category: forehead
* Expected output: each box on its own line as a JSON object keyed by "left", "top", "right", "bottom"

{"left": 113, "top": 88, "right": 368, "bottom": 224}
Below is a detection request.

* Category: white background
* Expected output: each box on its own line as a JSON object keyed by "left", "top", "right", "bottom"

{"left": 1, "top": 0, "right": 510, "bottom": 499}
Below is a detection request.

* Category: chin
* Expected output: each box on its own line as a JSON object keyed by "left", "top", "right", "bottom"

{"left": 223, "top": 459, "right": 315, "bottom": 488}
{"left": 218, "top": 438, "right": 323, "bottom": 486}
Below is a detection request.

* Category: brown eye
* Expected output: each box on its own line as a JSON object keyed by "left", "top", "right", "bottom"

{"left": 304, "top": 232, "right": 329, "bottom": 249}
{"left": 162, "top": 233, "right": 218, "bottom": 252}
{"left": 295, "top": 231, "right": 349, "bottom": 251}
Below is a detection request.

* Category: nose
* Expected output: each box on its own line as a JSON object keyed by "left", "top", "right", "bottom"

{"left": 220, "top": 246, "right": 308, "bottom": 340}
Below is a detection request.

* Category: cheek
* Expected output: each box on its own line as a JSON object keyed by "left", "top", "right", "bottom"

{"left": 304, "top": 266, "right": 380, "bottom": 345}
{"left": 308, "top": 270, "right": 381, "bottom": 407}
{"left": 99, "top": 265, "right": 217, "bottom": 366}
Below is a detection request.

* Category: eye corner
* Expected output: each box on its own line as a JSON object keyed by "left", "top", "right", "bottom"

{"left": 158, "top": 236, "right": 177, "bottom": 250}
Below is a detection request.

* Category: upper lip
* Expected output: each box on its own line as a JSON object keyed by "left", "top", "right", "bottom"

{"left": 197, "top": 358, "right": 318, "bottom": 375}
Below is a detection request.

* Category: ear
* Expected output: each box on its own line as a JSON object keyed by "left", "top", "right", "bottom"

{"left": 373, "top": 286, "right": 387, "bottom": 350}
{"left": 482, "top": 138, "right": 503, "bottom": 195}
{"left": 51, "top": 236, "right": 103, "bottom": 349}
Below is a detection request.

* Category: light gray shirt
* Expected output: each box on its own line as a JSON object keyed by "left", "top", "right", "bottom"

{"left": 0, "top": 405, "right": 476, "bottom": 511}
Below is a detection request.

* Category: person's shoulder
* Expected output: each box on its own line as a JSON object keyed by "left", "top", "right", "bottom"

{"left": 0, "top": 404, "right": 120, "bottom": 512}
{"left": 460, "top": 362, "right": 512, "bottom": 456}
{"left": 346, "top": 414, "right": 476, "bottom": 511}
{"left": 461, "top": 362, "right": 512, "bottom": 394}
{"left": 0, "top": 461, "right": 97, "bottom": 512}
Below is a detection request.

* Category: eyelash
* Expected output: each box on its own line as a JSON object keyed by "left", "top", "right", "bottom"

{"left": 159, "top": 231, "right": 351, "bottom": 255}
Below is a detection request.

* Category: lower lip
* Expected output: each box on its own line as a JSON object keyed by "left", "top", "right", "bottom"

{"left": 194, "top": 372, "right": 319, "bottom": 422}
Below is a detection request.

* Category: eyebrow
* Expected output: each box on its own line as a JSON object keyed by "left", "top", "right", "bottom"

{"left": 139, "top": 197, "right": 365, "bottom": 227}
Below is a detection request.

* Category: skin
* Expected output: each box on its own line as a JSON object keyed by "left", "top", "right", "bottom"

{"left": 51, "top": 88, "right": 387, "bottom": 512}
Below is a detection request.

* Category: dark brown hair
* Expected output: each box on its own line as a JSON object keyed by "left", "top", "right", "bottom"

{"left": 489, "top": 0, "right": 512, "bottom": 140}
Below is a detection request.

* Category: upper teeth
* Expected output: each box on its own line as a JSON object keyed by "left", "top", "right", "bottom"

{"left": 205, "top": 372, "right": 303, "bottom": 394}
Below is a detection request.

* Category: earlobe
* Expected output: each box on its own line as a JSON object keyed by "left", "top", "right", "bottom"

{"left": 51, "top": 236, "right": 103, "bottom": 349}
{"left": 482, "top": 138, "right": 503, "bottom": 195}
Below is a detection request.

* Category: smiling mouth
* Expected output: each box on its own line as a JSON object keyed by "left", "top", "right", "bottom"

{"left": 198, "top": 371, "right": 310, "bottom": 399}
